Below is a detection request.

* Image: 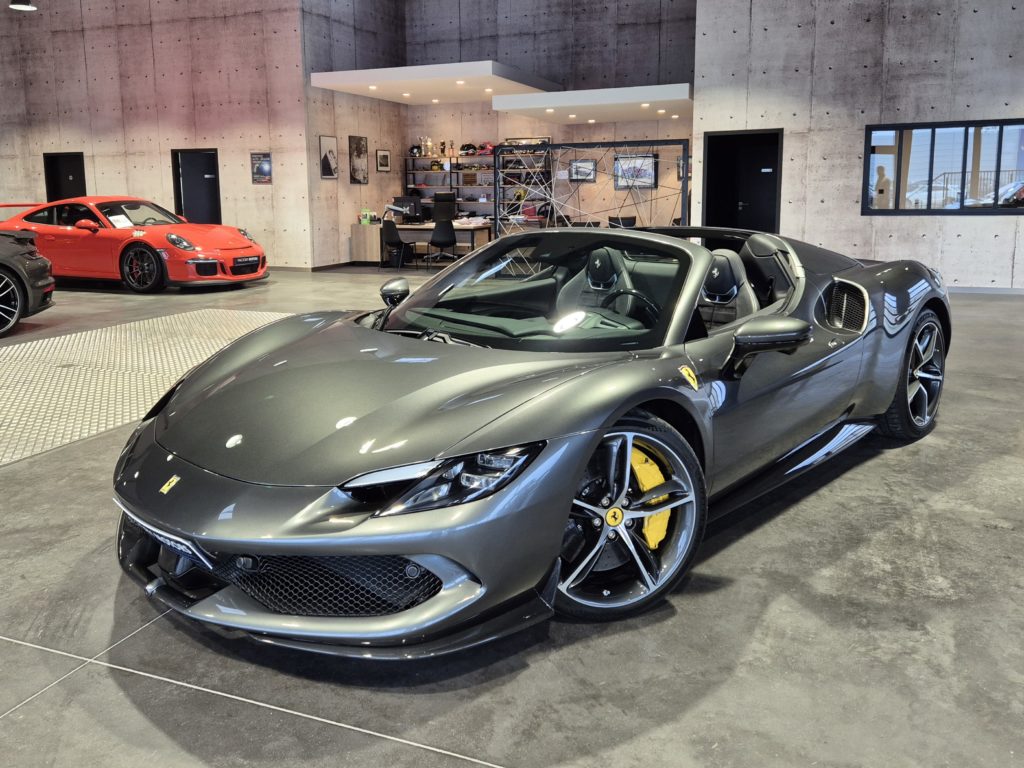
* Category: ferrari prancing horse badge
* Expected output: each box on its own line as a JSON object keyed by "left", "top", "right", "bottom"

{"left": 679, "top": 365, "right": 699, "bottom": 391}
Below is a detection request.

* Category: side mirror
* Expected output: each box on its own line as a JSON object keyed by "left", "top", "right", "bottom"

{"left": 724, "top": 315, "right": 813, "bottom": 378}
{"left": 179, "top": 215, "right": 188, "bottom": 222}
{"left": 74, "top": 219, "right": 99, "bottom": 232}
{"left": 380, "top": 277, "right": 410, "bottom": 307}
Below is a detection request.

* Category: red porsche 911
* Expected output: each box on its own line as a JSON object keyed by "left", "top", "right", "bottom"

{"left": 0, "top": 196, "right": 268, "bottom": 292}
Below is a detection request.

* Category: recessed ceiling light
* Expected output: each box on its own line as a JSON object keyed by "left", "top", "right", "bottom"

{"left": 671, "top": 114, "right": 679, "bottom": 119}
{"left": 402, "top": 92, "right": 411, "bottom": 97}
{"left": 545, "top": 108, "right": 554, "bottom": 113}
{"left": 484, "top": 87, "right": 493, "bottom": 93}
{"left": 568, "top": 114, "right": 576, "bottom": 119}
{"left": 368, "top": 85, "right": 377, "bottom": 90}
{"left": 431, "top": 98, "right": 439, "bottom": 103}
{"left": 587, "top": 119, "right": 595, "bottom": 124}
{"left": 8, "top": 2, "right": 37, "bottom": 9}
{"left": 657, "top": 109, "right": 666, "bottom": 114}
{"left": 640, "top": 103, "right": 650, "bottom": 108}
{"left": 455, "top": 80, "right": 465, "bottom": 85}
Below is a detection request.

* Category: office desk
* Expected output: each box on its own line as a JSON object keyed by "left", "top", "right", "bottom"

{"left": 394, "top": 222, "right": 492, "bottom": 252}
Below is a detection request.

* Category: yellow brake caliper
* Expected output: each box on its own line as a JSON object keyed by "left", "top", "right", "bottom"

{"left": 631, "top": 448, "right": 671, "bottom": 550}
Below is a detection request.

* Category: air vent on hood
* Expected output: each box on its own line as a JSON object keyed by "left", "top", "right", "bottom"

{"left": 824, "top": 280, "right": 867, "bottom": 333}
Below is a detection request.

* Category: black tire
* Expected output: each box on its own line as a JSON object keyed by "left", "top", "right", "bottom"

{"left": 120, "top": 244, "right": 166, "bottom": 293}
{"left": 0, "top": 267, "right": 25, "bottom": 338}
{"left": 878, "top": 308, "right": 946, "bottom": 440}
{"left": 555, "top": 410, "right": 707, "bottom": 621}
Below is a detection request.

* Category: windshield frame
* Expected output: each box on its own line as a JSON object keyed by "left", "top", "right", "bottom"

{"left": 96, "top": 200, "right": 184, "bottom": 228}
{"left": 382, "top": 229, "right": 702, "bottom": 353}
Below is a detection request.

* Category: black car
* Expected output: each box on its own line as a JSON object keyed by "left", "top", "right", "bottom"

{"left": 0, "top": 229, "right": 55, "bottom": 338}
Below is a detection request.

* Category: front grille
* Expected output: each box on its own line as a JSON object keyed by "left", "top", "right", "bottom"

{"left": 214, "top": 555, "right": 442, "bottom": 617}
{"left": 825, "top": 281, "right": 867, "bottom": 332}
{"left": 230, "top": 263, "right": 259, "bottom": 275}
{"left": 194, "top": 261, "right": 218, "bottom": 276}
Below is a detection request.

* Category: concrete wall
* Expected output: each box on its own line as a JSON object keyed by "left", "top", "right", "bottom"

{"left": 300, "top": 0, "right": 407, "bottom": 267}
{"left": 691, "top": 0, "right": 1024, "bottom": 288}
{"left": 404, "top": 0, "right": 696, "bottom": 89}
{"left": 0, "top": 0, "right": 313, "bottom": 268}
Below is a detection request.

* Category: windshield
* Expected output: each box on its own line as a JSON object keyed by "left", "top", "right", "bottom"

{"left": 96, "top": 200, "right": 182, "bottom": 228}
{"left": 382, "top": 232, "right": 690, "bottom": 352}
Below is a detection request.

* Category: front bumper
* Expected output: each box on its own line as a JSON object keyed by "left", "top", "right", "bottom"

{"left": 21, "top": 256, "right": 55, "bottom": 316}
{"left": 113, "top": 421, "right": 593, "bottom": 657}
{"left": 163, "top": 248, "right": 269, "bottom": 285}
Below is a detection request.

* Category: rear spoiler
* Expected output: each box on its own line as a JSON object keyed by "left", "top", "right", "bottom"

{"left": 0, "top": 203, "right": 43, "bottom": 209}
{"left": 0, "top": 229, "right": 38, "bottom": 246}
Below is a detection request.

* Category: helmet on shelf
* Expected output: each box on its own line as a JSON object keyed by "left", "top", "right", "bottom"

{"left": 459, "top": 143, "right": 477, "bottom": 155}
{"left": 477, "top": 142, "right": 495, "bottom": 155}
{"left": 409, "top": 145, "right": 422, "bottom": 157}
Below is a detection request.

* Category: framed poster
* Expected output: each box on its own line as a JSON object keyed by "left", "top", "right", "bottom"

{"left": 614, "top": 153, "right": 658, "bottom": 190}
{"left": 569, "top": 159, "right": 596, "bottom": 182}
{"left": 250, "top": 152, "right": 272, "bottom": 184}
{"left": 319, "top": 136, "right": 338, "bottom": 179}
{"left": 349, "top": 135, "right": 369, "bottom": 184}
{"left": 376, "top": 149, "right": 391, "bottom": 172}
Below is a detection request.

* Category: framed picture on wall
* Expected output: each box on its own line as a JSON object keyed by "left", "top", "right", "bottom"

{"left": 569, "top": 159, "right": 596, "bottom": 182}
{"left": 614, "top": 153, "right": 658, "bottom": 190}
{"left": 250, "top": 152, "right": 272, "bottom": 184}
{"left": 319, "top": 136, "right": 338, "bottom": 179}
{"left": 376, "top": 149, "right": 391, "bottom": 172}
{"left": 349, "top": 135, "right": 369, "bottom": 184}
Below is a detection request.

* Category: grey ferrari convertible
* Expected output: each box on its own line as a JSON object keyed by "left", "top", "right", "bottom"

{"left": 114, "top": 226, "right": 950, "bottom": 658}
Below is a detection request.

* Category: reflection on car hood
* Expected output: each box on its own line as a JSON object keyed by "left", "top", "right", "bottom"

{"left": 165, "top": 224, "right": 254, "bottom": 250}
{"left": 155, "top": 318, "right": 617, "bottom": 486}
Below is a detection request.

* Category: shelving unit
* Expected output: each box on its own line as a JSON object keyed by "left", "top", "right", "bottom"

{"left": 493, "top": 144, "right": 553, "bottom": 236}
{"left": 403, "top": 155, "right": 496, "bottom": 216}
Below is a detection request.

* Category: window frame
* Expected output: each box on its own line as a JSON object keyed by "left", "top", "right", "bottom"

{"left": 862, "top": 118, "right": 1024, "bottom": 216}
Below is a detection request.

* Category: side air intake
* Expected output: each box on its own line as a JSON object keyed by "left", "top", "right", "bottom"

{"left": 825, "top": 280, "right": 867, "bottom": 332}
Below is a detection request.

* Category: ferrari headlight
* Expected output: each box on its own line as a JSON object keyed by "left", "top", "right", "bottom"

{"left": 345, "top": 442, "right": 545, "bottom": 516}
{"left": 238, "top": 228, "right": 256, "bottom": 242}
{"left": 166, "top": 233, "right": 196, "bottom": 251}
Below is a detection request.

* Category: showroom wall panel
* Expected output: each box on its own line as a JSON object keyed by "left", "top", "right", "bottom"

{"left": 405, "top": 0, "right": 696, "bottom": 89}
{"left": 0, "top": 0, "right": 313, "bottom": 268}
{"left": 691, "top": 0, "right": 1024, "bottom": 288}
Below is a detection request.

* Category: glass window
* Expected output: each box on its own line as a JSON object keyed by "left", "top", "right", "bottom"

{"left": 868, "top": 130, "right": 897, "bottom": 210}
{"left": 96, "top": 200, "right": 182, "bottom": 228}
{"left": 864, "top": 121, "right": 1024, "bottom": 214}
{"left": 997, "top": 124, "right": 1024, "bottom": 208}
{"left": 899, "top": 128, "right": 933, "bottom": 210}
{"left": 54, "top": 203, "right": 102, "bottom": 227}
{"left": 931, "top": 127, "right": 965, "bottom": 210}
{"left": 24, "top": 206, "right": 55, "bottom": 225}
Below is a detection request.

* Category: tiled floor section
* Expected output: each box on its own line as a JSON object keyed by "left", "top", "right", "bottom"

{"left": 0, "top": 309, "right": 288, "bottom": 465}
{"left": 0, "top": 273, "right": 1021, "bottom": 766}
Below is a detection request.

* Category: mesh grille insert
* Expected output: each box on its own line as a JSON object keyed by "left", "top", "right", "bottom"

{"left": 213, "top": 554, "right": 443, "bottom": 617}
{"left": 826, "top": 281, "right": 867, "bottom": 332}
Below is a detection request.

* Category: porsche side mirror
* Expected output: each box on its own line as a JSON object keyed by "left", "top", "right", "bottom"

{"left": 179, "top": 215, "right": 188, "bottom": 222}
{"left": 724, "top": 316, "right": 813, "bottom": 378}
{"left": 380, "top": 277, "right": 410, "bottom": 307}
{"left": 74, "top": 219, "right": 99, "bottom": 232}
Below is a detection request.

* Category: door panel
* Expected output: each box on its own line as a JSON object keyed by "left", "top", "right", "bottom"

{"left": 174, "top": 150, "right": 222, "bottom": 224}
{"left": 703, "top": 132, "right": 781, "bottom": 235}
{"left": 43, "top": 153, "right": 87, "bottom": 201}
{"left": 47, "top": 203, "right": 113, "bottom": 277}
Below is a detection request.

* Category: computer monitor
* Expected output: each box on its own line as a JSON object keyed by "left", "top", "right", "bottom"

{"left": 393, "top": 196, "right": 422, "bottom": 221}
{"left": 432, "top": 201, "right": 458, "bottom": 222}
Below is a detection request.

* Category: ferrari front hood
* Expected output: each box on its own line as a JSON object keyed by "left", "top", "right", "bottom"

{"left": 155, "top": 319, "right": 616, "bottom": 486}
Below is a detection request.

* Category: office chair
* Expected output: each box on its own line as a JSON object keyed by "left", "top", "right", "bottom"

{"left": 608, "top": 216, "right": 637, "bottom": 228}
{"left": 423, "top": 219, "right": 457, "bottom": 268}
{"left": 381, "top": 219, "right": 417, "bottom": 269}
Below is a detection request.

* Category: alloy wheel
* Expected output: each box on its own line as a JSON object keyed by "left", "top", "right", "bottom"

{"left": 558, "top": 430, "right": 699, "bottom": 609}
{"left": 907, "top": 319, "right": 944, "bottom": 427}
{"left": 0, "top": 272, "right": 21, "bottom": 335}
{"left": 123, "top": 247, "right": 159, "bottom": 291}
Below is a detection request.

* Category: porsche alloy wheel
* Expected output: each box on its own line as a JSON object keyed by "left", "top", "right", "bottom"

{"left": 880, "top": 308, "right": 946, "bottom": 440}
{"left": 0, "top": 270, "right": 24, "bottom": 337}
{"left": 556, "top": 412, "right": 706, "bottom": 619}
{"left": 121, "top": 245, "right": 166, "bottom": 293}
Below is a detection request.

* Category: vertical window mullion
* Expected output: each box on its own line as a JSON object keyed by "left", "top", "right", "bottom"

{"left": 992, "top": 125, "right": 1004, "bottom": 208}
{"left": 894, "top": 131, "right": 905, "bottom": 209}
{"left": 959, "top": 127, "right": 969, "bottom": 212}
{"left": 926, "top": 128, "right": 936, "bottom": 209}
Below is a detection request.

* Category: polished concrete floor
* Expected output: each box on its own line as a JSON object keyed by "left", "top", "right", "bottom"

{"left": 0, "top": 272, "right": 1021, "bottom": 767}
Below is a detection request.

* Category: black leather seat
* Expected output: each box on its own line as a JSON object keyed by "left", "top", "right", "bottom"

{"left": 698, "top": 248, "right": 759, "bottom": 328}
{"left": 556, "top": 247, "right": 636, "bottom": 317}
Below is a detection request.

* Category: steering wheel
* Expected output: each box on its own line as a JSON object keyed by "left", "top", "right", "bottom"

{"left": 600, "top": 289, "right": 660, "bottom": 323}
{"left": 141, "top": 217, "right": 161, "bottom": 225}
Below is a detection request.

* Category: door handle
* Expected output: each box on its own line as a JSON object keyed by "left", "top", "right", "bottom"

{"left": 44, "top": 235, "right": 56, "bottom": 240}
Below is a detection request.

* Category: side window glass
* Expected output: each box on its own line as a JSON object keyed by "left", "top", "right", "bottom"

{"left": 24, "top": 207, "right": 55, "bottom": 225}
{"left": 56, "top": 204, "right": 101, "bottom": 227}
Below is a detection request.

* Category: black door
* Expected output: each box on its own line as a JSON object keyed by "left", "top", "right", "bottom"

{"left": 173, "top": 149, "right": 222, "bottom": 224}
{"left": 43, "top": 153, "right": 87, "bottom": 201}
{"left": 703, "top": 131, "right": 782, "bottom": 233}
